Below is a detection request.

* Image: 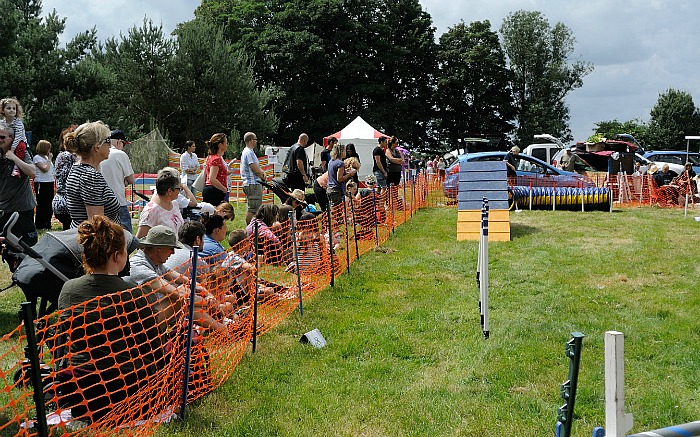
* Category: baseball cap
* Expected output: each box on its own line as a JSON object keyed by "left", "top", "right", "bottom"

{"left": 139, "top": 225, "right": 183, "bottom": 249}
{"left": 110, "top": 129, "right": 131, "bottom": 144}
{"left": 569, "top": 145, "right": 577, "bottom": 151}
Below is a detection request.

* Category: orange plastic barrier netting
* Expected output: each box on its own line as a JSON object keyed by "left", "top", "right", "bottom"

{"left": 0, "top": 175, "right": 444, "bottom": 437}
{"left": 589, "top": 173, "right": 698, "bottom": 208}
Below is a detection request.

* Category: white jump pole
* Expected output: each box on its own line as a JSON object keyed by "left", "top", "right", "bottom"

{"left": 480, "top": 200, "right": 489, "bottom": 339}
{"left": 605, "top": 331, "right": 633, "bottom": 437}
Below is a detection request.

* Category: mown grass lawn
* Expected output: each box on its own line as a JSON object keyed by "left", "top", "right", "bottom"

{"left": 148, "top": 206, "right": 700, "bottom": 437}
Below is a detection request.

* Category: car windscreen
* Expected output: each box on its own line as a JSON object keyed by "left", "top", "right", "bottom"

{"left": 516, "top": 157, "right": 546, "bottom": 174}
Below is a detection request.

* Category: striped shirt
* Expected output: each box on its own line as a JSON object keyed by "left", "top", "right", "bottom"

{"left": 66, "top": 163, "right": 120, "bottom": 227}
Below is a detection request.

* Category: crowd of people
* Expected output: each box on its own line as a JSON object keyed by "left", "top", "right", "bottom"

{"left": 0, "top": 102, "right": 430, "bottom": 422}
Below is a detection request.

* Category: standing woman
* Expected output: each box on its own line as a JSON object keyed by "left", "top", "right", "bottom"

{"left": 180, "top": 140, "right": 200, "bottom": 194}
{"left": 32, "top": 140, "right": 55, "bottom": 229}
{"left": 326, "top": 143, "right": 357, "bottom": 206}
{"left": 52, "top": 125, "right": 78, "bottom": 230}
{"left": 63, "top": 121, "right": 120, "bottom": 228}
{"left": 202, "top": 133, "right": 228, "bottom": 207}
{"left": 345, "top": 142, "right": 361, "bottom": 184}
{"left": 385, "top": 136, "right": 404, "bottom": 187}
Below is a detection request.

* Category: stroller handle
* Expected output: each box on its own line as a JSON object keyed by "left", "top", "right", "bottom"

{"left": 1, "top": 212, "right": 41, "bottom": 258}
{"left": 2, "top": 212, "right": 70, "bottom": 282}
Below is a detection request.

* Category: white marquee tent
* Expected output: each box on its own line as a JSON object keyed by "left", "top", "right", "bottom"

{"left": 326, "top": 116, "right": 389, "bottom": 178}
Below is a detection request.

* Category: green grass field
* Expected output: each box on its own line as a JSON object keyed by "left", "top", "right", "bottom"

{"left": 152, "top": 206, "right": 700, "bottom": 437}
{"left": 2, "top": 206, "right": 699, "bottom": 436}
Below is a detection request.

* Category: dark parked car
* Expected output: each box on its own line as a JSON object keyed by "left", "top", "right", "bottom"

{"left": 443, "top": 152, "right": 594, "bottom": 198}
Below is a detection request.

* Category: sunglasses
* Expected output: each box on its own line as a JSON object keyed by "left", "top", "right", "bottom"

{"left": 0, "top": 135, "right": 7, "bottom": 140}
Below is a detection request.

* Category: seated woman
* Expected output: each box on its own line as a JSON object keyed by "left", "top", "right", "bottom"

{"left": 56, "top": 216, "right": 165, "bottom": 423}
{"left": 674, "top": 162, "right": 697, "bottom": 198}
{"left": 200, "top": 213, "right": 228, "bottom": 265}
{"left": 246, "top": 203, "right": 283, "bottom": 264}
{"left": 136, "top": 172, "right": 185, "bottom": 238}
{"left": 158, "top": 167, "right": 198, "bottom": 215}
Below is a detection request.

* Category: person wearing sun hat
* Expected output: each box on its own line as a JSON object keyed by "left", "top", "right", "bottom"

{"left": 126, "top": 225, "right": 233, "bottom": 332}
{"left": 357, "top": 173, "right": 378, "bottom": 198}
{"left": 283, "top": 188, "right": 308, "bottom": 220}
{"left": 126, "top": 225, "right": 184, "bottom": 287}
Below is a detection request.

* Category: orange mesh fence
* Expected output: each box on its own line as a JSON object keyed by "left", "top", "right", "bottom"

{"left": 591, "top": 173, "right": 697, "bottom": 208}
{"left": 0, "top": 174, "right": 450, "bottom": 436}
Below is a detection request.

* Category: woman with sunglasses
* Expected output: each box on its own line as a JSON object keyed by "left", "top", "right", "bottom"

{"left": 136, "top": 171, "right": 185, "bottom": 238}
{"left": 64, "top": 121, "right": 120, "bottom": 228}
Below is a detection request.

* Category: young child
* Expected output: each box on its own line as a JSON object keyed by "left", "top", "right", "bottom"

{"left": 286, "top": 213, "right": 327, "bottom": 276}
{"left": 1, "top": 97, "right": 28, "bottom": 177}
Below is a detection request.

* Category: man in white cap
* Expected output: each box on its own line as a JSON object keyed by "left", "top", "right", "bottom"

{"left": 100, "top": 129, "right": 135, "bottom": 232}
{"left": 558, "top": 145, "right": 591, "bottom": 173}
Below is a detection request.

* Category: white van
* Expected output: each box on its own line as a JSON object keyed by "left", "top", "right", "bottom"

{"left": 522, "top": 134, "right": 565, "bottom": 166}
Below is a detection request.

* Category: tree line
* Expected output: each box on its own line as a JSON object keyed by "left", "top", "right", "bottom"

{"left": 2, "top": 0, "right": 697, "bottom": 157}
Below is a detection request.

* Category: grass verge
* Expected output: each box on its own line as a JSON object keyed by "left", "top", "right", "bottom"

{"left": 153, "top": 206, "right": 700, "bottom": 437}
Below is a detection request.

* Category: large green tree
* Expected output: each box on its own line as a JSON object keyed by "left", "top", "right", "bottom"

{"left": 195, "top": 0, "right": 437, "bottom": 149}
{"left": 646, "top": 88, "right": 700, "bottom": 150}
{"left": 499, "top": 10, "right": 593, "bottom": 146}
{"left": 99, "top": 20, "right": 176, "bottom": 134}
{"left": 0, "top": 0, "right": 101, "bottom": 144}
{"left": 168, "top": 20, "right": 278, "bottom": 151}
{"left": 435, "top": 20, "right": 516, "bottom": 148}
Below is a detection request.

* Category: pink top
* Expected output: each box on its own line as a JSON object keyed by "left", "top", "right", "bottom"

{"left": 138, "top": 200, "right": 184, "bottom": 234}
{"left": 316, "top": 172, "right": 329, "bottom": 189}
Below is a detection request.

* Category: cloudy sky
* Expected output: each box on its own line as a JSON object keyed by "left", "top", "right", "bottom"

{"left": 42, "top": 0, "right": 700, "bottom": 144}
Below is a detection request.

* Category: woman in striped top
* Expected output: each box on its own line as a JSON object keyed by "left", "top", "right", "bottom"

{"left": 63, "top": 121, "right": 120, "bottom": 228}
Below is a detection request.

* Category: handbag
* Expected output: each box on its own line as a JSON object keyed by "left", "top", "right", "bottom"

{"left": 192, "top": 169, "right": 206, "bottom": 191}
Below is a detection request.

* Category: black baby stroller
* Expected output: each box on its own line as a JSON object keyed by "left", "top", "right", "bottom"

{"left": 2, "top": 212, "right": 140, "bottom": 388}
{"left": 4, "top": 212, "right": 140, "bottom": 318}
{"left": 261, "top": 178, "right": 296, "bottom": 204}
{"left": 261, "top": 178, "right": 317, "bottom": 207}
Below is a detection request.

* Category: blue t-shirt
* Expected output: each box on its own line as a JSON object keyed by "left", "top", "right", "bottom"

{"left": 327, "top": 158, "right": 345, "bottom": 192}
{"left": 201, "top": 234, "right": 226, "bottom": 264}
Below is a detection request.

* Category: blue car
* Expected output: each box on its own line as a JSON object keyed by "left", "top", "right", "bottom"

{"left": 443, "top": 152, "right": 595, "bottom": 198}
{"left": 642, "top": 151, "right": 700, "bottom": 174}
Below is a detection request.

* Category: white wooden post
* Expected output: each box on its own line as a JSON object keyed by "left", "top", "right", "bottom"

{"left": 605, "top": 331, "right": 633, "bottom": 437}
